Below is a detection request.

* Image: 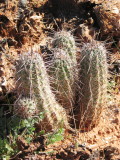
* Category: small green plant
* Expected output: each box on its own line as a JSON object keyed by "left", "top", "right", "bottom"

{"left": 46, "top": 128, "right": 64, "bottom": 145}
{"left": 0, "top": 109, "right": 45, "bottom": 159}
{"left": 49, "top": 30, "right": 78, "bottom": 114}
{"left": 77, "top": 40, "right": 108, "bottom": 129}
{"left": 0, "top": 138, "right": 17, "bottom": 160}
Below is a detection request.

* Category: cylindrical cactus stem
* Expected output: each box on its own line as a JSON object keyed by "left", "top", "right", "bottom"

{"left": 77, "top": 40, "right": 108, "bottom": 129}
{"left": 14, "top": 97, "right": 38, "bottom": 119}
{"left": 15, "top": 53, "right": 32, "bottom": 97}
{"left": 52, "top": 30, "right": 76, "bottom": 60}
{"left": 49, "top": 30, "right": 78, "bottom": 114}
{"left": 16, "top": 52, "right": 70, "bottom": 131}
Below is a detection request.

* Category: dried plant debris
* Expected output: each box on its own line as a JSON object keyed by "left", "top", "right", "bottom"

{"left": 0, "top": 51, "right": 16, "bottom": 96}
{"left": 93, "top": 0, "right": 120, "bottom": 37}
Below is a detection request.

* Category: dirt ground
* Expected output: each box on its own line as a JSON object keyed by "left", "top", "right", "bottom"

{"left": 0, "top": 0, "right": 120, "bottom": 159}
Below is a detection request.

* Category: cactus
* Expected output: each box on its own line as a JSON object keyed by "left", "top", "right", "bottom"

{"left": 77, "top": 41, "right": 108, "bottom": 129}
{"left": 49, "top": 30, "right": 78, "bottom": 114}
{"left": 15, "top": 53, "right": 32, "bottom": 97}
{"left": 14, "top": 97, "right": 38, "bottom": 119}
{"left": 16, "top": 52, "right": 70, "bottom": 131}
{"left": 52, "top": 30, "right": 76, "bottom": 58}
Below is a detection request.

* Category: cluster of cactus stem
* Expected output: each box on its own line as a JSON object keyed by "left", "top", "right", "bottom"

{"left": 48, "top": 30, "right": 78, "bottom": 114}
{"left": 15, "top": 52, "right": 70, "bottom": 131}
{"left": 14, "top": 30, "right": 108, "bottom": 131}
{"left": 76, "top": 40, "right": 108, "bottom": 129}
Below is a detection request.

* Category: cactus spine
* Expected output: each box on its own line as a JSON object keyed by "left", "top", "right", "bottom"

{"left": 14, "top": 97, "right": 38, "bottom": 119}
{"left": 16, "top": 52, "right": 70, "bottom": 131}
{"left": 77, "top": 41, "right": 108, "bottom": 129}
{"left": 49, "top": 30, "right": 78, "bottom": 114}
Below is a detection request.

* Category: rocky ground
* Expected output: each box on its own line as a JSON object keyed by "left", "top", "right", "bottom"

{"left": 0, "top": 0, "right": 120, "bottom": 159}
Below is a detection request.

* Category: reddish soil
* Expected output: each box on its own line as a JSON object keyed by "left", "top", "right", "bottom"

{"left": 0, "top": 0, "right": 120, "bottom": 159}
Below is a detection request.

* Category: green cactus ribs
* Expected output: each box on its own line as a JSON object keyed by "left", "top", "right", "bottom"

{"left": 15, "top": 51, "right": 70, "bottom": 131}
{"left": 77, "top": 40, "right": 108, "bottom": 130}
{"left": 52, "top": 30, "right": 76, "bottom": 58}
{"left": 48, "top": 30, "right": 78, "bottom": 115}
{"left": 14, "top": 97, "right": 38, "bottom": 119}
